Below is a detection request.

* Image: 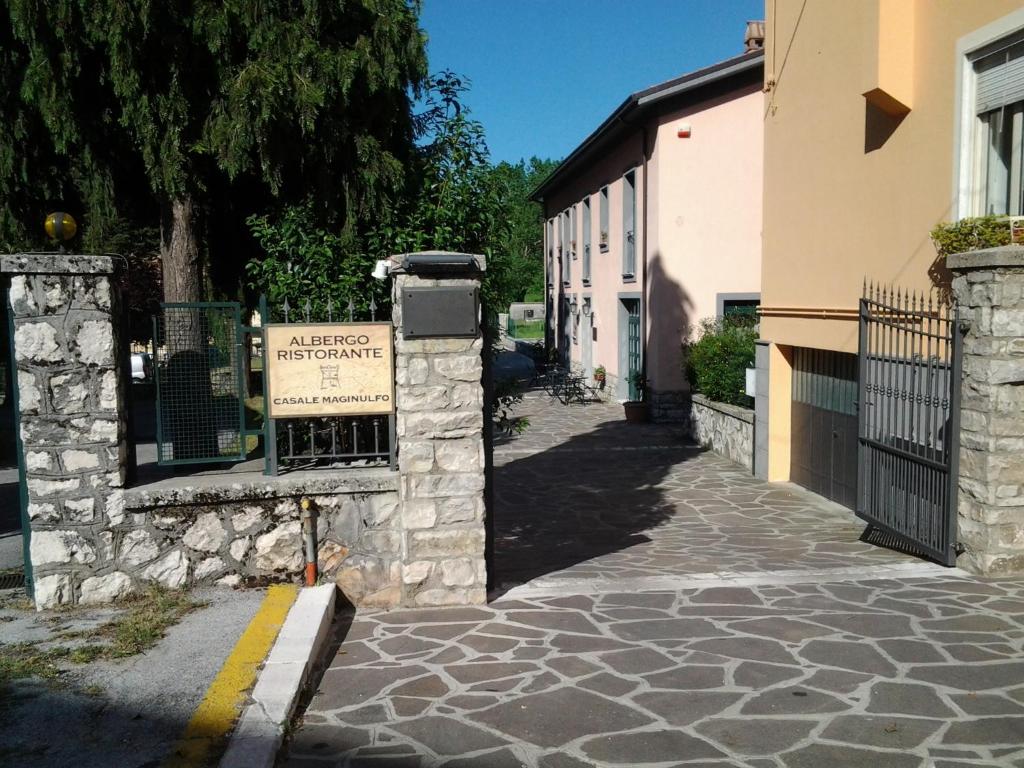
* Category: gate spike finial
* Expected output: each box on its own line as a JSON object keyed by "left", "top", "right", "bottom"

{"left": 347, "top": 297, "right": 355, "bottom": 322}
{"left": 327, "top": 297, "right": 334, "bottom": 322}
{"left": 282, "top": 297, "right": 291, "bottom": 323}
{"left": 369, "top": 297, "right": 377, "bottom": 321}
{"left": 303, "top": 298, "right": 312, "bottom": 322}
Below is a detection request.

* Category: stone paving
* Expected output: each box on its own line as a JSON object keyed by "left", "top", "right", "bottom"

{"left": 279, "top": 393, "right": 1024, "bottom": 767}
{"left": 492, "top": 394, "right": 913, "bottom": 594}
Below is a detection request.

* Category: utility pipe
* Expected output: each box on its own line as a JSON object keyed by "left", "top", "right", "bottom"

{"left": 300, "top": 497, "right": 318, "bottom": 586}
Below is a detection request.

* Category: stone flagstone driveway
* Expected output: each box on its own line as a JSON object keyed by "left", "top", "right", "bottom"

{"left": 278, "top": 394, "right": 1024, "bottom": 767}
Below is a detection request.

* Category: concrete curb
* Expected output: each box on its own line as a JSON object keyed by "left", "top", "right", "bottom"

{"left": 219, "top": 584, "right": 337, "bottom": 768}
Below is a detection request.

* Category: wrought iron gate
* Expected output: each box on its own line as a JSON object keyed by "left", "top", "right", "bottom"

{"left": 857, "top": 285, "right": 964, "bottom": 565}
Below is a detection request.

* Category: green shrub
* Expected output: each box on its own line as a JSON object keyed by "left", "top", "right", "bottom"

{"left": 931, "top": 215, "right": 1011, "bottom": 258}
{"left": 684, "top": 317, "right": 757, "bottom": 407}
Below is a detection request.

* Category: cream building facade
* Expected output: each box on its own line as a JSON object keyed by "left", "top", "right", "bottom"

{"left": 757, "top": 1, "right": 1024, "bottom": 506}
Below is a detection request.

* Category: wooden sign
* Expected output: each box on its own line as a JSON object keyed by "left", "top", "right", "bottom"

{"left": 265, "top": 323, "right": 394, "bottom": 418}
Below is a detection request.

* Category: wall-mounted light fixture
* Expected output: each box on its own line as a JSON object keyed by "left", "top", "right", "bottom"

{"left": 569, "top": 297, "right": 579, "bottom": 317}
{"left": 582, "top": 299, "right": 591, "bottom": 317}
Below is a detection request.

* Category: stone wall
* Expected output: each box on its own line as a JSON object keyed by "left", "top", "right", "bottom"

{"left": 392, "top": 261, "right": 488, "bottom": 607}
{"left": 118, "top": 472, "right": 399, "bottom": 606}
{"left": 8, "top": 252, "right": 491, "bottom": 609}
{"left": 949, "top": 245, "right": 1024, "bottom": 575}
{"left": 4, "top": 255, "right": 131, "bottom": 607}
{"left": 687, "top": 393, "right": 754, "bottom": 471}
{"left": 650, "top": 389, "right": 688, "bottom": 423}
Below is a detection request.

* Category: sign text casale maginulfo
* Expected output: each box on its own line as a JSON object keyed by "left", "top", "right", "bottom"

{"left": 264, "top": 323, "right": 395, "bottom": 418}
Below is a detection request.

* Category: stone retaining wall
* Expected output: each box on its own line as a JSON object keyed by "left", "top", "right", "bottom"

{"left": 687, "top": 393, "right": 754, "bottom": 471}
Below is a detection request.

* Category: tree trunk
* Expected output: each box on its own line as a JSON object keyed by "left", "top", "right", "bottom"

{"left": 160, "top": 196, "right": 202, "bottom": 303}
{"left": 158, "top": 195, "right": 216, "bottom": 461}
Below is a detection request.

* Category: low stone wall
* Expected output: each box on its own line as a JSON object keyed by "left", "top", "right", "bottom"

{"left": 687, "top": 394, "right": 754, "bottom": 471}
{"left": 34, "top": 470, "right": 400, "bottom": 607}
{"left": 650, "top": 389, "right": 688, "bottom": 423}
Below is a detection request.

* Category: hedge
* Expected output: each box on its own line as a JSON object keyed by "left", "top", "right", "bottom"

{"left": 684, "top": 317, "right": 756, "bottom": 407}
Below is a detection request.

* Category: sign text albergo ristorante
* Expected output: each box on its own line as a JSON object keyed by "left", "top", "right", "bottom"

{"left": 265, "top": 323, "right": 394, "bottom": 418}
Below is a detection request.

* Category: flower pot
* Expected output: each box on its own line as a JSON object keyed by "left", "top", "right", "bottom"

{"left": 623, "top": 401, "right": 648, "bottom": 423}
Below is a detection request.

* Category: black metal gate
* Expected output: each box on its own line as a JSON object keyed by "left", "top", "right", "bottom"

{"left": 857, "top": 285, "right": 963, "bottom": 566}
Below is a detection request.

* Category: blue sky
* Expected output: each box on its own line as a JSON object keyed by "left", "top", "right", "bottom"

{"left": 419, "top": 0, "right": 765, "bottom": 164}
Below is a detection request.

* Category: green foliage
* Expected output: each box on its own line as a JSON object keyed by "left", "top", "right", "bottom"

{"left": 685, "top": 317, "right": 757, "bottom": 407}
{"left": 3, "top": 0, "right": 427, "bottom": 302}
{"left": 246, "top": 203, "right": 386, "bottom": 318}
{"left": 628, "top": 370, "right": 648, "bottom": 402}
{"left": 486, "top": 157, "right": 560, "bottom": 303}
{"left": 931, "top": 216, "right": 1011, "bottom": 259}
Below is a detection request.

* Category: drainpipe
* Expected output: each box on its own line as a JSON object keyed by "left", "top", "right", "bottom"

{"left": 300, "top": 497, "right": 318, "bottom": 586}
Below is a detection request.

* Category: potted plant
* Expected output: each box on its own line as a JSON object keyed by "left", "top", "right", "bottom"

{"left": 599, "top": 230, "right": 609, "bottom": 248}
{"left": 623, "top": 371, "right": 648, "bottom": 423}
{"left": 593, "top": 365, "right": 606, "bottom": 389}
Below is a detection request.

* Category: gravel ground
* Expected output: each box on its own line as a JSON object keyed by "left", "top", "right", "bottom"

{"left": 1, "top": 585, "right": 266, "bottom": 768}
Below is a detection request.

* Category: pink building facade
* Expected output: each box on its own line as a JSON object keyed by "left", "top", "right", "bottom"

{"left": 533, "top": 48, "right": 764, "bottom": 421}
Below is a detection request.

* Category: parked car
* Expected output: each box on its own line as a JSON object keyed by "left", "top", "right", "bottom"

{"left": 131, "top": 352, "right": 154, "bottom": 382}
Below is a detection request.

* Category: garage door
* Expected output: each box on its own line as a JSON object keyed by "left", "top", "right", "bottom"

{"left": 790, "top": 348, "right": 858, "bottom": 509}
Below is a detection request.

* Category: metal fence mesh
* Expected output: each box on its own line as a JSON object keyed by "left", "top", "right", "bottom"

{"left": 154, "top": 304, "right": 244, "bottom": 464}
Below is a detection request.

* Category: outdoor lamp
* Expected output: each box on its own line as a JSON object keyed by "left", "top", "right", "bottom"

{"left": 582, "top": 301, "right": 591, "bottom": 317}
{"left": 570, "top": 297, "right": 579, "bottom": 316}
{"left": 44, "top": 212, "right": 77, "bottom": 242}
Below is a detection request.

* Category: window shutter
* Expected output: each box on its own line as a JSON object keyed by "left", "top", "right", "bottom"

{"left": 975, "top": 42, "right": 1024, "bottom": 114}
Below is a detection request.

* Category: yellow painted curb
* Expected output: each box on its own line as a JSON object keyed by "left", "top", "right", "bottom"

{"left": 161, "top": 584, "right": 299, "bottom": 768}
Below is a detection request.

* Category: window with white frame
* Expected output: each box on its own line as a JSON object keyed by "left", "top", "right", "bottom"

{"left": 547, "top": 219, "right": 554, "bottom": 285}
{"left": 622, "top": 170, "right": 636, "bottom": 278}
{"left": 967, "top": 33, "right": 1024, "bottom": 216}
{"left": 599, "top": 186, "right": 609, "bottom": 251}
{"left": 561, "top": 210, "right": 571, "bottom": 285}
{"left": 569, "top": 205, "right": 577, "bottom": 260}
{"left": 582, "top": 196, "right": 592, "bottom": 284}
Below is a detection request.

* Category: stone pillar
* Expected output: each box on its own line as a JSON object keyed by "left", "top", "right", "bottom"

{"left": 391, "top": 255, "right": 488, "bottom": 606}
{"left": 2, "top": 255, "right": 130, "bottom": 607}
{"left": 949, "top": 245, "right": 1024, "bottom": 575}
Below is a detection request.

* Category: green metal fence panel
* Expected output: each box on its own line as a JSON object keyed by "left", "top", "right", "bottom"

{"left": 154, "top": 303, "right": 247, "bottom": 465}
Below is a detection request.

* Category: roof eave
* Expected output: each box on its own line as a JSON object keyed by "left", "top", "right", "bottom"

{"left": 529, "top": 49, "right": 764, "bottom": 203}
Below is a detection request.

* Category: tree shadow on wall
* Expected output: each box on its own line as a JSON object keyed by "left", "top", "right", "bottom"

{"left": 647, "top": 250, "right": 694, "bottom": 398}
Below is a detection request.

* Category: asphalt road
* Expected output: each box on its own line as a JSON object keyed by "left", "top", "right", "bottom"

{"left": 1, "top": 586, "right": 266, "bottom": 768}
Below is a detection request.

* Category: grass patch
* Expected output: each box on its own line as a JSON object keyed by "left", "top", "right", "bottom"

{"left": 0, "top": 587, "right": 202, "bottom": 696}
{"left": 508, "top": 319, "right": 545, "bottom": 339}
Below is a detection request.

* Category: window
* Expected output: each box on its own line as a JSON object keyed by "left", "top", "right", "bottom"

{"left": 622, "top": 170, "right": 636, "bottom": 278}
{"left": 547, "top": 219, "right": 554, "bottom": 286}
{"left": 569, "top": 205, "right": 577, "bottom": 260}
{"left": 967, "top": 33, "right": 1024, "bottom": 215}
{"left": 582, "top": 197, "right": 592, "bottom": 284}
{"left": 723, "top": 299, "right": 760, "bottom": 320}
{"left": 561, "top": 210, "right": 571, "bottom": 285}
{"left": 571, "top": 294, "right": 579, "bottom": 344}
{"left": 599, "top": 186, "right": 609, "bottom": 252}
